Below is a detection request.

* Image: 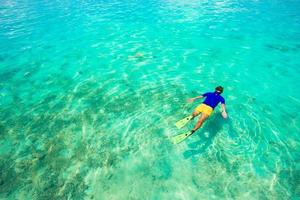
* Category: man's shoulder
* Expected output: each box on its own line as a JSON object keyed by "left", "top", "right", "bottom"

{"left": 219, "top": 95, "right": 225, "bottom": 103}
{"left": 202, "top": 92, "right": 211, "bottom": 96}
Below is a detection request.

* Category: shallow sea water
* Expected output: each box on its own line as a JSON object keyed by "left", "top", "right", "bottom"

{"left": 0, "top": 0, "right": 300, "bottom": 199}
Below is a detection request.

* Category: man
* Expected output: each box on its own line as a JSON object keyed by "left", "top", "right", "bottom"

{"left": 188, "top": 85, "right": 227, "bottom": 134}
{"left": 173, "top": 86, "right": 227, "bottom": 144}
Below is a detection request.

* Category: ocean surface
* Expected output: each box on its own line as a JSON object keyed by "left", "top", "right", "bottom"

{"left": 1, "top": 0, "right": 300, "bottom": 199}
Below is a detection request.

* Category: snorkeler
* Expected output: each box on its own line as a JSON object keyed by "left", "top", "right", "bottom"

{"left": 172, "top": 86, "right": 228, "bottom": 144}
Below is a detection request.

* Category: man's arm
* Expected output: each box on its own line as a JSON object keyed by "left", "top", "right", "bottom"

{"left": 188, "top": 95, "right": 203, "bottom": 103}
{"left": 221, "top": 103, "right": 228, "bottom": 119}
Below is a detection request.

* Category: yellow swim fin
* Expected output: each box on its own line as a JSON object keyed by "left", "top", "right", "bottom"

{"left": 171, "top": 132, "right": 192, "bottom": 144}
{"left": 175, "top": 115, "right": 193, "bottom": 129}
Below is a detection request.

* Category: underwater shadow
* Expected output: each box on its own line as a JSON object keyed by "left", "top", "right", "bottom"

{"left": 183, "top": 114, "right": 232, "bottom": 159}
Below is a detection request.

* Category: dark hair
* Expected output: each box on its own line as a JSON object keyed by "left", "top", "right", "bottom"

{"left": 215, "top": 86, "right": 224, "bottom": 93}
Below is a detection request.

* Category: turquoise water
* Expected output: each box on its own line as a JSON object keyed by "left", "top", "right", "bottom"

{"left": 1, "top": 0, "right": 300, "bottom": 199}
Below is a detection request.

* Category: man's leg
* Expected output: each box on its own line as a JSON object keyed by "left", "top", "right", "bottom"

{"left": 191, "top": 110, "right": 200, "bottom": 120}
{"left": 191, "top": 113, "right": 209, "bottom": 134}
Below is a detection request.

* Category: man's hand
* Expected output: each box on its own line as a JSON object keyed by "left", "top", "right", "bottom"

{"left": 187, "top": 98, "right": 195, "bottom": 103}
{"left": 221, "top": 103, "right": 227, "bottom": 119}
{"left": 221, "top": 111, "right": 228, "bottom": 119}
